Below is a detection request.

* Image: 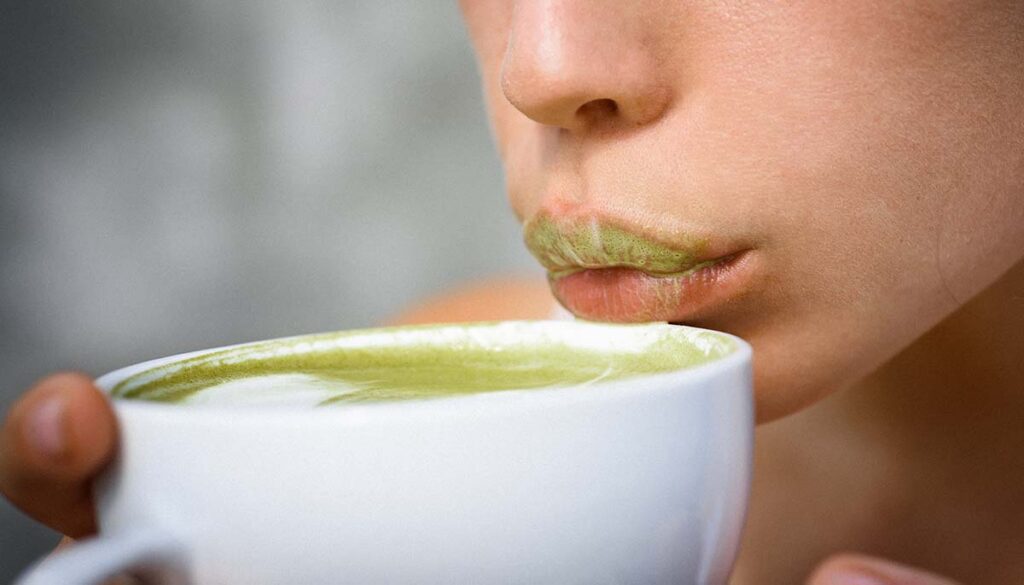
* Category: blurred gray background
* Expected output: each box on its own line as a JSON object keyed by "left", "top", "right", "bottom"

{"left": 0, "top": 1, "right": 539, "bottom": 579}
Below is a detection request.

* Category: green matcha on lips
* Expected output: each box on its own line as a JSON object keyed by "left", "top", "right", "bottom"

{"left": 110, "top": 321, "right": 736, "bottom": 407}
{"left": 523, "top": 213, "right": 712, "bottom": 279}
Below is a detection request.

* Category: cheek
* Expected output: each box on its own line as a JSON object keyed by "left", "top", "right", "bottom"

{"left": 664, "top": 9, "right": 1024, "bottom": 419}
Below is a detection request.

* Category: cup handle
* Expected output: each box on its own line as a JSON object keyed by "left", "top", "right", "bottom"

{"left": 15, "top": 529, "right": 188, "bottom": 585}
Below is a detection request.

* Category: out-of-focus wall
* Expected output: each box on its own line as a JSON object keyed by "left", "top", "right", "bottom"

{"left": 0, "top": 1, "right": 538, "bottom": 578}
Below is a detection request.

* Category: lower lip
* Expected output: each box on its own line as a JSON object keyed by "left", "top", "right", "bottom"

{"left": 548, "top": 252, "right": 755, "bottom": 323}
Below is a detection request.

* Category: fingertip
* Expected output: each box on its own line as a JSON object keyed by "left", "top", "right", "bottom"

{"left": 64, "top": 374, "right": 119, "bottom": 474}
{"left": 33, "top": 371, "right": 99, "bottom": 395}
{"left": 7, "top": 372, "right": 116, "bottom": 480}
{"left": 807, "top": 554, "right": 870, "bottom": 585}
{"left": 808, "top": 553, "right": 958, "bottom": 585}
{"left": 0, "top": 373, "right": 111, "bottom": 537}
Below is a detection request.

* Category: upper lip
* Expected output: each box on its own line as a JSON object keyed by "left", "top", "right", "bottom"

{"left": 523, "top": 210, "right": 725, "bottom": 278}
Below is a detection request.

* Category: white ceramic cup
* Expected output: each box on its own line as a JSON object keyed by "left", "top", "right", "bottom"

{"left": 16, "top": 321, "right": 753, "bottom": 585}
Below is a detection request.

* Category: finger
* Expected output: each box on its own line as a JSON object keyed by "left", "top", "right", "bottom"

{"left": 808, "top": 553, "right": 961, "bottom": 585}
{"left": 0, "top": 372, "right": 118, "bottom": 537}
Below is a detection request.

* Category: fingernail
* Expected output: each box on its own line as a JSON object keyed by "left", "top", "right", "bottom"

{"left": 821, "top": 558, "right": 953, "bottom": 585}
{"left": 824, "top": 568, "right": 887, "bottom": 585}
{"left": 25, "top": 393, "right": 67, "bottom": 460}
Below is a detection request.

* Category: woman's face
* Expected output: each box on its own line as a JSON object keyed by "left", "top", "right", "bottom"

{"left": 460, "top": 0, "right": 1024, "bottom": 421}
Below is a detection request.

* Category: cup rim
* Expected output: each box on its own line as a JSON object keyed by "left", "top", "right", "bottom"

{"left": 95, "top": 320, "right": 752, "bottom": 421}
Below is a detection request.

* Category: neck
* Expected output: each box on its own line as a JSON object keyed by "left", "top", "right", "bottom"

{"left": 851, "top": 257, "right": 1024, "bottom": 476}
{"left": 737, "top": 259, "right": 1024, "bottom": 583}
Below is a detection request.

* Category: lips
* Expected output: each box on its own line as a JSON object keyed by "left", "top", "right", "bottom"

{"left": 523, "top": 212, "right": 712, "bottom": 277}
{"left": 523, "top": 210, "right": 752, "bottom": 323}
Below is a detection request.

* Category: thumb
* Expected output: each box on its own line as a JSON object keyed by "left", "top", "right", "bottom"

{"left": 808, "top": 554, "right": 960, "bottom": 585}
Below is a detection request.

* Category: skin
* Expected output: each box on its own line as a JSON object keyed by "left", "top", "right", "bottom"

{"left": 1, "top": 0, "right": 1022, "bottom": 583}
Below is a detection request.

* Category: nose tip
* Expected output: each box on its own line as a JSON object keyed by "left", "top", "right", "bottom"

{"left": 499, "top": 6, "right": 671, "bottom": 132}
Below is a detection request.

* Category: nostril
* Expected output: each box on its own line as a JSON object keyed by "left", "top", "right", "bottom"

{"left": 576, "top": 98, "right": 619, "bottom": 124}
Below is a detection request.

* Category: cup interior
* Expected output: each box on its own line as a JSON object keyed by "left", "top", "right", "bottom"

{"left": 97, "top": 320, "right": 744, "bottom": 409}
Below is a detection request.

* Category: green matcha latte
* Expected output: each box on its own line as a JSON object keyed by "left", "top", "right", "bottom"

{"left": 110, "top": 321, "right": 736, "bottom": 407}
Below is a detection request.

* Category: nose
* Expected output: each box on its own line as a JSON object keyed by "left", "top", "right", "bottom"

{"left": 500, "top": 1, "right": 672, "bottom": 132}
